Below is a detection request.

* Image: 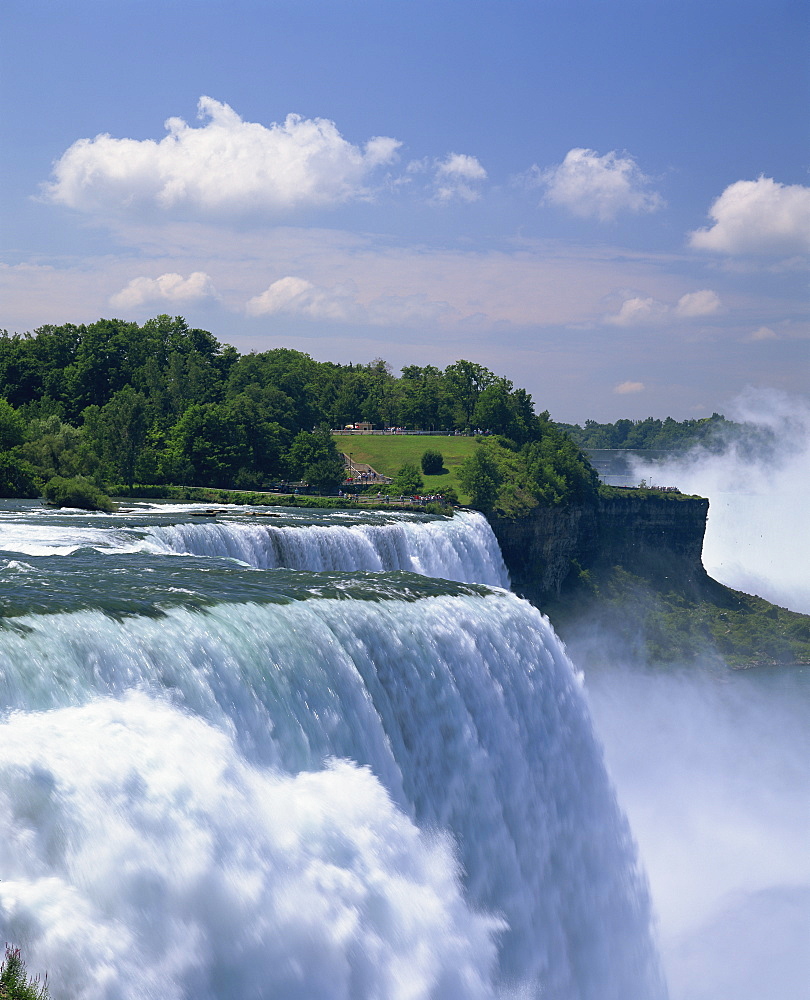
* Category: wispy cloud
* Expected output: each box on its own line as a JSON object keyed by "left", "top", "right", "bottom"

{"left": 689, "top": 177, "right": 810, "bottom": 256}
{"left": 674, "top": 289, "right": 723, "bottom": 318}
{"left": 614, "top": 381, "right": 645, "bottom": 394}
{"left": 246, "top": 275, "right": 454, "bottom": 326}
{"left": 43, "top": 97, "right": 401, "bottom": 221}
{"left": 528, "top": 148, "right": 664, "bottom": 222}
{"left": 744, "top": 326, "right": 779, "bottom": 342}
{"left": 607, "top": 289, "right": 722, "bottom": 325}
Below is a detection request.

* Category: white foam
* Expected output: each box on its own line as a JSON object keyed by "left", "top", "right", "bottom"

{"left": 0, "top": 592, "right": 665, "bottom": 998}
{"left": 0, "top": 522, "right": 148, "bottom": 557}
{"left": 0, "top": 694, "right": 502, "bottom": 1000}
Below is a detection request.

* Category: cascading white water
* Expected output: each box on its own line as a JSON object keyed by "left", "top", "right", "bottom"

{"left": 0, "top": 504, "right": 666, "bottom": 999}
{"left": 144, "top": 510, "right": 510, "bottom": 586}
{"left": 0, "top": 696, "right": 502, "bottom": 1000}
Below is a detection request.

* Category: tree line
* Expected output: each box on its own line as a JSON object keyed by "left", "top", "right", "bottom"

{"left": 557, "top": 414, "right": 731, "bottom": 451}
{"left": 0, "top": 314, "right": 592, "bottom": 501}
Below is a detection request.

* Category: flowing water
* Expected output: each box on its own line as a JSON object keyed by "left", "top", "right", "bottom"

{"left": 0, "top": 501, "right": 667, "bottom": 1000}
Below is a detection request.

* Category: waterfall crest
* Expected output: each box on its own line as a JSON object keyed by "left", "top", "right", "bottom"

{"left": 144, "top": 509, "right": 510, "bottom": 586}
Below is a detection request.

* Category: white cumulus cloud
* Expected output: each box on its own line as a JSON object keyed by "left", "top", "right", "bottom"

{"left": 433, "top": 153, "right": 487, "bottom": 203}
{"left": 675, "top": 289, "right": 723, "bottom": 317}
{"left": 109, "top": 271, "right": 217, "bottom": 310}
{"left": 689, "top": 177, "right": 810, "bottom": 256}
{"left": 534, "top": 148, "right": 664, "bottom": 221}
{"left": 44, "top": 96, "right": 401, "bottom": 220}
{"left": 246, "top": 276, "right": 356, "bottom": 322}
{"left": 614, "top": 381, "right": 646, "bottom": 394}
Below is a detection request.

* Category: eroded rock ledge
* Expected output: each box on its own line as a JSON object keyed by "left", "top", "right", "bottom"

{"left": 489, "top": 495, "right": 710, "bottom": 604}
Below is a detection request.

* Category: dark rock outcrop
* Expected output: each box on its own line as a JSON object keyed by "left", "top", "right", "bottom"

{"left": 489, "top": 495, "right": 810, "bottom": 669}
{"left": 488, "top": 495, "right": 711, "bottom": 605}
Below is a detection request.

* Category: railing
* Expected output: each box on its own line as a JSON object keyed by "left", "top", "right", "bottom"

{"left": 332, "top": 428, "right": 474, "bottom": 435}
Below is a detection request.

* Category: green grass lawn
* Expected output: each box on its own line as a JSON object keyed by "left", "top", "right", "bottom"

{"left": 334, "top": 434, "right": 480, "bottom": 500}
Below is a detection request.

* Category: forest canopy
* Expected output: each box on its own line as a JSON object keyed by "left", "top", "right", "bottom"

{"left": 0, "top": 314, "right": 730, "bottom": 508}
{"left": 0, "top": 316, "right": 575, "bottom": 499}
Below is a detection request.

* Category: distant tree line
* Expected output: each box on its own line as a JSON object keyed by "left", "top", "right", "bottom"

{"left": 0, "top": 315, "right": 597, "bottom": 505}
{"left": 556, "top": 414, "right": 731, "bottom": 451}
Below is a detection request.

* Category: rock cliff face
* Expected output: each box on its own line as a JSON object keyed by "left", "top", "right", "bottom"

{"left": 489, "top": 495, "right": 710, "bottom": 603}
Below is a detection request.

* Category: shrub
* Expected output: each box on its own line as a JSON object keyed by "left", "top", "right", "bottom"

{"left": 420, "top": 449, "right": 444, "bottom": 475}
{"left": 42, "top": 475, "right": 115, "bottom": 512}
{"left": 424, "top": 501, "right": 454, "bottom": 516}
{"left": 0, "top": 946, "right": 49, "bottom": 999}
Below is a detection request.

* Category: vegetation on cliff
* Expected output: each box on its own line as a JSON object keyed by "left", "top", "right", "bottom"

{"left": 546, "top": 561, "right": 810, "bottom": 670}
{"left": 458, "top": 428, "right": 600, "bottom": 515}
{"left": 0, "top": 315, "right": 609, "bottom": 511}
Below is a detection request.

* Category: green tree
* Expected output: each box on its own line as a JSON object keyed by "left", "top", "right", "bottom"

{"left": 523, "top": 431, "right": 599, "bottom": 505}
{"left": 472, "top": 381, "right": 514, "bottom": 435}
{"left": 444, "top": 360, "right": 497, "bottom": 428}
{"left": 0, "top": 946, "right": 49, "bottom": 1000}
{"left": 0, "top": 399, "right": 26, "bottom": 451}
{"left": 84, "top": 386, "right": 148, "bottom": 491}
{"left": 330, "top": 372, "right": 367, "bottom": 428}
{"left": 168, "top": 403, "right": 250, "bottom": 486}
{"left": 0, "top": 453, "right": 40, "bottom": 498}
{"left": 361, "top": 358, "right": 396, "bottom": 427}
{"left": 458, "top": 447, "right": 503, "bottom": 511}
{"left": 71, "top": 318, "right": 144, "bottom": 413}
{"left": 285, "top": 426, "right": 345, "bottom": 491}
{"left": 390, "top": 462, "right": 424, "bottom": 496}
{"left": 398, "top": 365, "right": 451, "bottom": 429}
{"left": 21, "top": 416, "right": 98, "bottom": 481}
{"left": 226, "top": 389, "right": 289, "bottom": 483}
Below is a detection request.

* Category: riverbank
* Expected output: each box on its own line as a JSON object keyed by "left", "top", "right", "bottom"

{"left": 107, "top": 483, "right": 456, "bottom": 515}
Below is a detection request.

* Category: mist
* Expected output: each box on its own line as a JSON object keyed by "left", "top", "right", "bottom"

{"left": 576, "top": 388, "right": 810, "bottom": 998}
{"left": 584, "top": 662, "right": 810, "bottom": 1000}
{"left": 632, "top": 388, "right": 810, "bottom": 614}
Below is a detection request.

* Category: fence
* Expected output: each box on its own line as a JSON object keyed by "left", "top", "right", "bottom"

{"left": 332, "top": 428, "right": 475, "bottom": 436}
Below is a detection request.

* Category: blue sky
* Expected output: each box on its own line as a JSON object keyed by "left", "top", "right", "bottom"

{"left": 2, "top": 0, "right": 807, "bottom": 422}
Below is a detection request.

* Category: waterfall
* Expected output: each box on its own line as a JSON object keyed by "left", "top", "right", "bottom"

{"left": 0, "top": 503, "right": 666, "bottom": 999}
{"left": 144, "top": 509, "right": 510, "bottom": 586}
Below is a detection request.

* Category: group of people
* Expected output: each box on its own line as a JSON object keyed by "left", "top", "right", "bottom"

{"left": 345, "top": 470, "right": 383, "bottom": 482}
{"left": 335, "top": 489, "right": 449, "bottom": 506}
